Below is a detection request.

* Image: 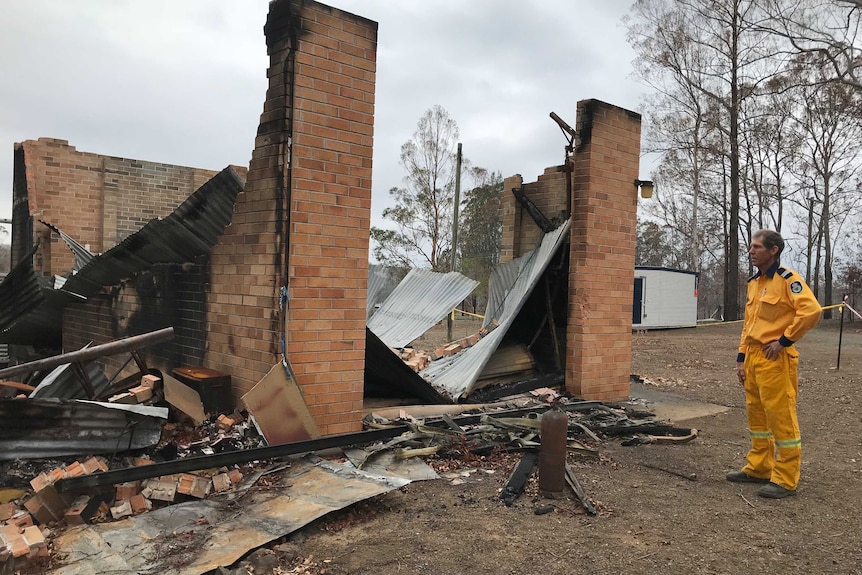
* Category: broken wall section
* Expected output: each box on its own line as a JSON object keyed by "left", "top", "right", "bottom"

{"left": 11, "top": 138, "right": 220, "bottom": 277}
{"left": 501, "top": 166, "right": 569, "bottom": 262}
{"left": 500, "top": 100, "right": 641, "bottom": 403}
{"left": 205, "top": 0, "right": 377, "bottom": 435}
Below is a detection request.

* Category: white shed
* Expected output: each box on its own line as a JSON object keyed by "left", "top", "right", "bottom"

{"left": 633, "top": 267, "right": 698, "bottom": 329}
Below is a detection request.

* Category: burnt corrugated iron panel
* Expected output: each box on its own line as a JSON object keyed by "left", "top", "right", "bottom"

{"left": 420, "top": 220, "right": 571, "bottom": 400}
{"left": 0, "top": 286, "right": 81, "bottom": 346}
{"left": 0, "top": 398, "right": 167, "bottom": 460}
{"left": 366, "top": 269, "right": 479, "bottom": 348}
{"left": 40, "top": 220, "right": 95, "bottom": 273}
{"left": 0, "top": 244, "right": 43, "bottom": 334}
{"left": 364, "top": 328, "right": 449, "bottom": 403}
{"left": 62, "top": 167, "right": 244, "bottom": 297}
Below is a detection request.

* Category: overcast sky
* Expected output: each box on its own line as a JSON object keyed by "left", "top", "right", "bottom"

{"left": 0, "top": 0, "right": 648, "bottom": 234}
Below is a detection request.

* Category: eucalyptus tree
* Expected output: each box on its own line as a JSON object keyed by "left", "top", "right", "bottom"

{"left": 627, "top": 0, "right": 785, "bottom": 319}
{"left": 371, "top": 105, "right": 468, "bottom": 271}
{"left": 792, "top": 78, "right": 862, "bottom": 314}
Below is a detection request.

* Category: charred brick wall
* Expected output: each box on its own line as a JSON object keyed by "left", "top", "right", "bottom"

{"left": 501, "top": 167, "right": 569, "bottom": 262}
{"left": 11, "top": 138, "right": 218, "bottom": 276}
{"left": 64, "top": 261, "right": 209, "bottom": 378}
{"left": 204, "top": 0, "right": 376, "bottom": 435}
{"left": 566, "top": 100, "right": 641, "bottom": 401}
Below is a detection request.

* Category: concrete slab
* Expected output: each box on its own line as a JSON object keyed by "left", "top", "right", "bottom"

{"left": 628, "top": 382, "right": 730, "bottom": 423}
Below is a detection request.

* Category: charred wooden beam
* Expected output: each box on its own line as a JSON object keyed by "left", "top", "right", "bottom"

{"left": 565, "top": 463, "right": 597, "bottom": 516}
{"left": 500, "top": 450, "right": 538, "bottom": 506}
{"left": 512, "top": 186, "right": 554, "bottom": 233}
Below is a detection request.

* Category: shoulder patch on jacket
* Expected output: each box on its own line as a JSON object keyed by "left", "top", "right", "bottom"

{"left": 790, "top": 281, "right": 803, "bottom": 294}
{"left": 777, "top": 267, "right": 793, "bottom": 279}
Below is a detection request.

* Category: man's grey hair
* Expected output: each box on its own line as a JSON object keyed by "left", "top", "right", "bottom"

{"left": 753, "top": 229, "right": 785, "bottom": 255}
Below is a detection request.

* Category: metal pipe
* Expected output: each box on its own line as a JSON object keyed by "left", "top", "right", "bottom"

{"left": 0, "top": 327, "right": 174, "bottom": 380}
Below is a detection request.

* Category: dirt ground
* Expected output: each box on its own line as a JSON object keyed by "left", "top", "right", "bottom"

{"left": 286, "top": 318, "right": 862, "bottom": 575}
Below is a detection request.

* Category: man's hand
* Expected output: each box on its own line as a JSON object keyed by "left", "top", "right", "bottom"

{"left": 736, "top": 362, "right": 745, "bottom": 385}
{"left": 762, "top": 340, "right": 784, "bottom": 361}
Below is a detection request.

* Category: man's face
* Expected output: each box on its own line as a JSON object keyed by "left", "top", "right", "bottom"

{"left": 749, "top": 236, "right": 779, "bottom": 269}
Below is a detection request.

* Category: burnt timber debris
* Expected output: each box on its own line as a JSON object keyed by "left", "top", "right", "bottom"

{"left": 0, "top": 382, "right": 698, "bottom": 572}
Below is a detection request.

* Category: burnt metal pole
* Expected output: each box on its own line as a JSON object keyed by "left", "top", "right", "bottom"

{"left": 0, "top": 327, "right": 174, "bottom": 380}
{"left": 837, "top": 295, "right": 847, "bottom": 371}
{"left": 447, "top": 142, "right": 463, "bottom": 343}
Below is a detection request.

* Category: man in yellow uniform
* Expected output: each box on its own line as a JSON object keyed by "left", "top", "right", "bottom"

{"left": 727, "top": 229, "right": 822, "bottom": 498}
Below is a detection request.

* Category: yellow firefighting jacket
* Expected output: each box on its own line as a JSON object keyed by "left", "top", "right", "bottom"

{"left": 737, "top": 262, "right": 822, "bottom": 361}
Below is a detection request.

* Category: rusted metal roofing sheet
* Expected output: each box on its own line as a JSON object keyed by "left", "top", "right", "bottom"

{"left": 51, "top": 454, "right": 410, "bottom": 575}
{"left": 420, "top": 220, "right": 571, "bottom": 400}
{"left": 41, "top": 220, "right": 95, "bottom": 273}
{"left": 0, "top": 398, "right": 167, "bottom": 460}
{"left": 62, "top": 166, "right": 244, "bottom": 297}
{"left": 366, "top": 268, "right": 478, "bottom": 348}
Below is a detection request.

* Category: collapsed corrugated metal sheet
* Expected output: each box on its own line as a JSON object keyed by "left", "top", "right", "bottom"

{"left": 51, "top": 454, "right": 410, "bottom": 575}
{"left": 28, "top": 357, "right": 110, "bottom": 400}
{"left": 366, "top": 268, "right": 479, "bottom": 348}
{"left": 366, "top": 264, "right": 401, "bottom": 319}
{"left": 41, "top": 220, "right": 96, "bottom": 272}
{"left": 0, "top": 244, "right": 44, "bottom": 334}
{"left": 482, "top": 255, "right": 524, "bottom": 329}
{"left": 0, "top": 284, "right": 82, "bottom": 346}
{"left": 0, "top": 398, "right": 167, "bottom": 460}
{"left": 62, "top": 167, "right": 244, "bottom": 298}
{"left": 419, "top": 220, "right": 571, "bottom": 400}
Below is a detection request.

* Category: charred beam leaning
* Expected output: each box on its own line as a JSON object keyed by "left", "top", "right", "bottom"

{"left": 0, "top": 328, "right": 174, "bottom": 381}
{"left": 512, "top": 186, "right": 554, "bottom": 233}
{"left": 500, "top": 450, "right": 538, "bottom": 506}
{"left": 565, "top": 463, "right": 597, "bottom": 516}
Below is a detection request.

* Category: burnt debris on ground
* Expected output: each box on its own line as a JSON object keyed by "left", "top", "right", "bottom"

{"left": 0, "top": 366, "right": 696, "bottom": 574}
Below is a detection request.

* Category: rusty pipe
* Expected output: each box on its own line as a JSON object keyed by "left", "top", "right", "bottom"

{"left": 0, "top": 327, "right": 174, "bottom": 380}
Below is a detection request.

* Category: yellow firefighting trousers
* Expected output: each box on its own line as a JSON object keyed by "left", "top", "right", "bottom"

{"left": 741, "top": 345, "right": 802, "bottom": 490}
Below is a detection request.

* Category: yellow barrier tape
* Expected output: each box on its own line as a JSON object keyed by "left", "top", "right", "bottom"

{"left": 696, "top": 304, "right": 844, "bottom": 326}
{"left": 451, "top": 308, "right": 485, "bottom": 319}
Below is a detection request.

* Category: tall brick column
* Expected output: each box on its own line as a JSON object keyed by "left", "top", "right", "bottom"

{"left": 566, "top": 100, "right": 641, "bottom": 401}
{"left": 206, "top": 0, "right": 376, "bottom": 435}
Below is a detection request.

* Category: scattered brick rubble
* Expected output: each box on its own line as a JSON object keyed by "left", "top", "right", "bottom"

{"left": 0, "top": 373, "right": 266, "bottom": 572}
{"left": 391, "top": 320, "right": 500, "bottom": 372}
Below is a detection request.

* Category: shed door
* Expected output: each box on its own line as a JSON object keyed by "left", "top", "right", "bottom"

{"left": 633, "top": 277, "right": 644, "bottom": 324}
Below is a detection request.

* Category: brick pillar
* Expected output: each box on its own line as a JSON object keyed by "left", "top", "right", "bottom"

{"left": 500, "top": 174, "right": 522, "bottom": 263}
{"left": 566, "top": 100, "right": 641, "bottom": 401}
{"left": 205, "top": 0, "right": 376, "bottom": 436}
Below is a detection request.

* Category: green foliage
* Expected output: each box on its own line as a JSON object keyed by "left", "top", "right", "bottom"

{"left": 636, "top": 221, "right": 674, "bottom": 267}
{"left": 459, "top": 170, "right": 503, "bottom": 300}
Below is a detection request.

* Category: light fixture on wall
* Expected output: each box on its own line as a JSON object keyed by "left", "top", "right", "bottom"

{"left": 634, "top": 179, "right": 654, "bottom": 199}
